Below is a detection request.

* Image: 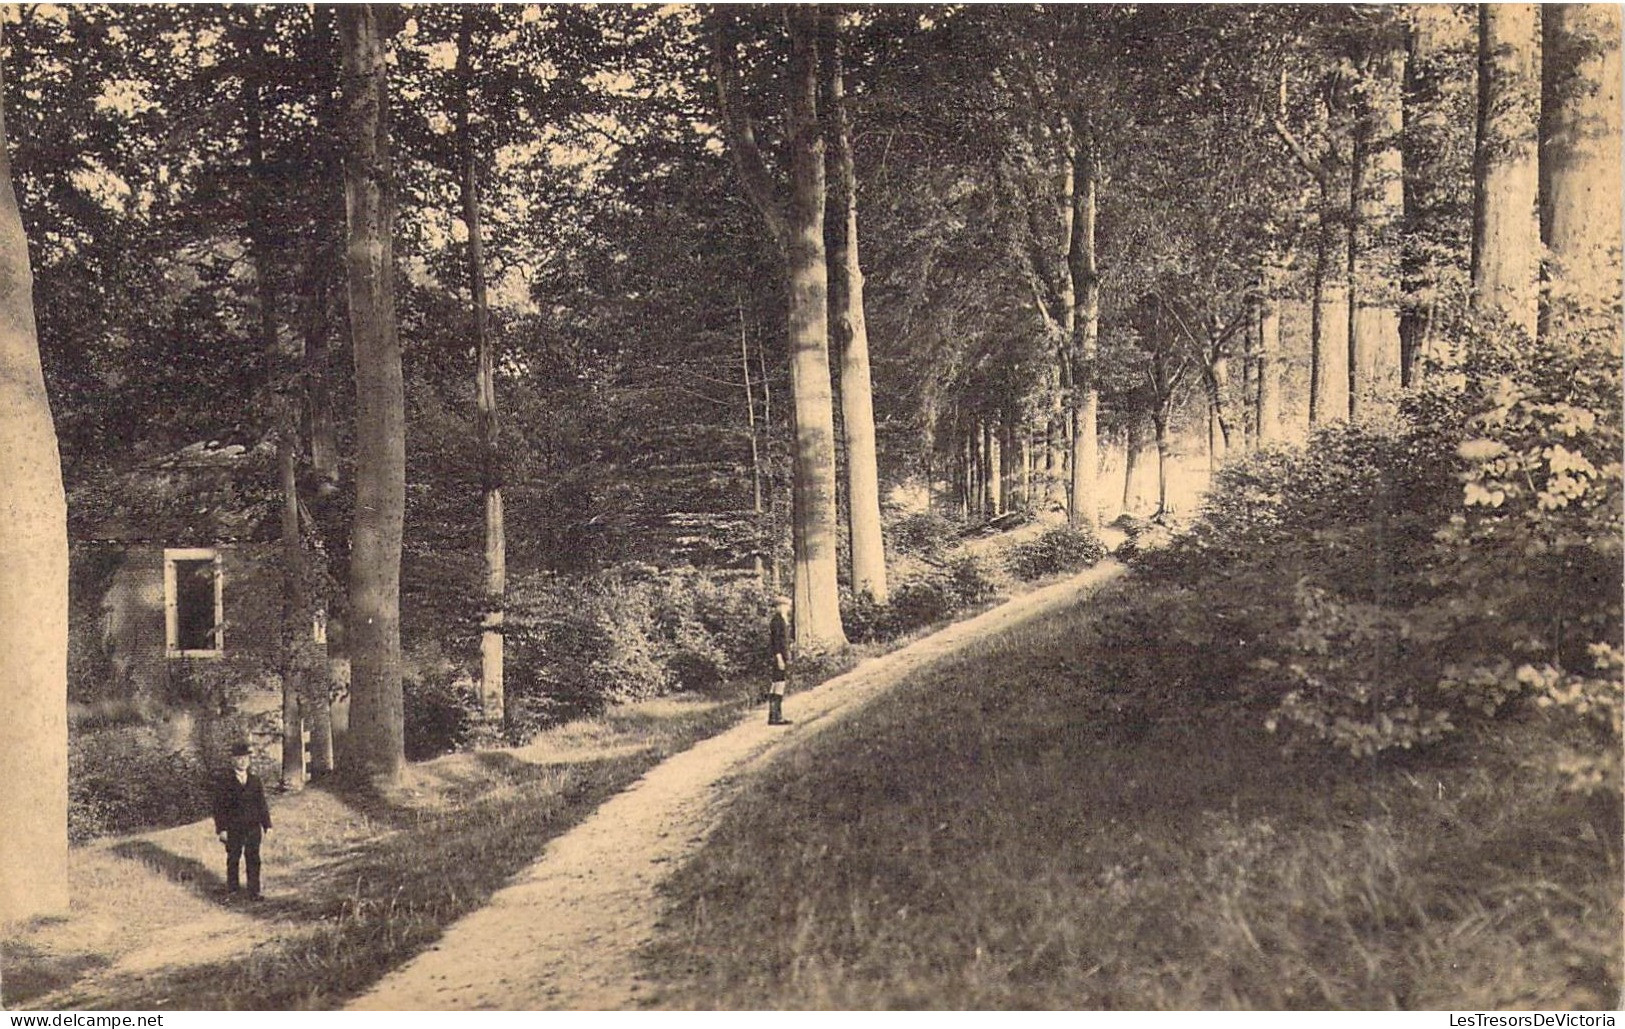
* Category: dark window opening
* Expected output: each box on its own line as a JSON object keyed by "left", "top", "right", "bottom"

{"left": 175, "top": 558, "right": 217, "bottom": 652}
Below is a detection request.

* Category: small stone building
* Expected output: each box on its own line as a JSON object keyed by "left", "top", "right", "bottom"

{"left": 68, "top": 441, "right": 310, "bottom": 766}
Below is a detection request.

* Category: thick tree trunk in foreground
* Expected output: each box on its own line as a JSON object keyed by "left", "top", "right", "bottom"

{"left": 1472, "top": 3, "right": 1542, "bottom": 336}
{"left": 783, "top": 8, "right": 846, "bottom": 650}
{"left": 457, "top": 10, "right": 505, "bottom": 725}
{"left": 1069, "top": 139, "right": 1101, "bottom": 529}
{"left": 827, "top": 21, "right": 886, "bottom": 604}
{"left": 1541, "top": 4, "right": 1623, "bottom": 332}
{"left": 339, "top": 6, "right": 406, "bottom": 783}
{"left": 1349, "top": 43, "right": 1406, "bottom": 420}
{"left": 0, "top": 30, "right": 69, "bottom": 923}
{"left": 713, "top": 7, "right": 844, "bottom": 651}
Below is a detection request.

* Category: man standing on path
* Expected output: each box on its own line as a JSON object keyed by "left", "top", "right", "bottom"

{"left": 767, "top": 596, "right": 793, "bottom": 726}
{"left": 213, "top": 741, "right": 272, "bottom": 900}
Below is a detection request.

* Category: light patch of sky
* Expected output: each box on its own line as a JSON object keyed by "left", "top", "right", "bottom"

{"left": 69, "top": 160, "right": 132, "bottom": 216}
{"left": 95, "top": 79, "right": 157, "bottom": 118}
{"left": 185, "top": 25, "right": 222, "bottom": 68}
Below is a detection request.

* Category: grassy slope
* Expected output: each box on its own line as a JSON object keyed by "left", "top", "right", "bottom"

{"left": 641, "top": 576, "right": 1622, "bottom": 1010}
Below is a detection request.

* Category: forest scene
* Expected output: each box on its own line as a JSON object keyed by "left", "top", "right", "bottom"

{"left": 0, "top": 1, "right": 1620, "bottom": 1013}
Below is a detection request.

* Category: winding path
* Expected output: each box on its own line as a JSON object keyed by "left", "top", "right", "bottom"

{"left": 350, "top": 561, "right": 1124, "bottom": 1011}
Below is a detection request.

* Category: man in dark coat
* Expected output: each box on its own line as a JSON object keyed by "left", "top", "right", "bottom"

{"left": 213, "top": 741, "right": 272, "bottom": 899}
{"left": 767, "top": 595, "right": 793, "bottom": 726}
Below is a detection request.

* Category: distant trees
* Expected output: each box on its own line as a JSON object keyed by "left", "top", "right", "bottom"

{"left": 0, "top": 20, "right": 70, "bottom": 923}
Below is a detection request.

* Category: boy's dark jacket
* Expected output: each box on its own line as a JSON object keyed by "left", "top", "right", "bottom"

{"left": 212, "top": 770, "right": 272, "bottom": 834}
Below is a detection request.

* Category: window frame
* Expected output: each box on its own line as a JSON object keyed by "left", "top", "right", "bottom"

{"left": 163, "top": 547, "right": 224, "bottom": 658}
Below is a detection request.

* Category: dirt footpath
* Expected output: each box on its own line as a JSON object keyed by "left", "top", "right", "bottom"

{"left": 350, "top": 560, "right": 1125, "bottom": 1011}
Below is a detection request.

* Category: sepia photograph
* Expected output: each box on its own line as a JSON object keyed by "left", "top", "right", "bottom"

{"left": 0, "top": 2, "right": 1620, "bottom": 1013}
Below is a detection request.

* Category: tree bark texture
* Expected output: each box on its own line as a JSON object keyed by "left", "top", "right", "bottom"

{"left": 1541, "top": 4, "right": 1624, "bottom": 331}
{"left": 1312, "top": 190, "right": 1352, "bottom": 425}
{"left": 1472, "top": 4, "right": 1542, "bottom": 337}
{"left": 1068, "top": 139, "right": 1101, "bottom": 528}
{"left": 238, "top": 8, "right": 310, "bottom": 791}
{"left": 457, "top": 9, "right": 506, "bottom": 725}
{"left": 339, "top": 6, "right": 406, "bottom": 783}
{"left": 827, "top": 19, "right": 887, "bottom": 604}
{"left": 783, "top": 7, "right": 846, "bottom": 651}
{"left": 0, "top": 27, "right": 69, "bottom": 923}
{"left": 1256, "top": 260, "right": 1283, "bottom": 445}
{"left": 1349, "top": 44, "right": 1406, "bottom": 420}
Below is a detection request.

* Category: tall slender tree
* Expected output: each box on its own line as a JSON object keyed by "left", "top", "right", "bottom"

{"left": 825, "top": 9, "right": 886, "bottom": 604}
{"left": 454, "top": 8, "right": 506, "bottom": 725}
{"left": 1348, "top": 36, "right": 1406, "bottom": 419}
{"left": 0, "top": 19, "right": 70, "bottom": 923}
{"left": 338, "top": 6, "right": 406, "bottom": 782}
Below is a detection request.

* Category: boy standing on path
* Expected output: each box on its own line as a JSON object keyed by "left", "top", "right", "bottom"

{"left": 767, "top": 596, "right": 793, "bottom": 726}
{"left": 213, "top": 741, "right": 272, "bottom": 900}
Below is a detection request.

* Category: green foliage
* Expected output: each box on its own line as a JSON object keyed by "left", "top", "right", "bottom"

{"left": 403, "top": 659, "right": 485, "bottom": 762}
{"left": 885, "top": 511, "right": 963, "bottom": 562}
{"left": 1439, "top": 315, "right": 1625, "bottom": 793}
{"left": 503, "top": 566, "right": 773, "bottom": 739}
{"left": 1004, "top": 524, "right": 1108, "bottom": 581}
{"left": 68, "top": 725, "right": 213, "bottom": 844}
{"left": 843, "top": 555, "right": 1002, "bottom": 644}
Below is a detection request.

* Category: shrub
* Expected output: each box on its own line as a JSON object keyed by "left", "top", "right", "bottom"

{"left": 403, "top": 669, "right": 484, "bottom": 761}
{"left": 505, "top": 567, "right": 775, "bottom": 735}
{"left": 886, "top": 511, "right": 962, "bottom": 562}
{"left": 1005, "top": 525, "right": 1107, "bottom": 581}
{"left": 69, "top": 724, "right": 214, "bottom": 843}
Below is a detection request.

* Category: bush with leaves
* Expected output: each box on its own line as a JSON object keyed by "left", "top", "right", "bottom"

{"left": 1439, "top": 313, "right": 1623, "bottom": 794}
{"left": 69, "top": 724, "right": 214, "bottom": 842}
{"left": 1004, "top": 524, "right": 1108, "bottom": 581}
{"left": 885, "top": 510, "right": 962, "bottom": 562}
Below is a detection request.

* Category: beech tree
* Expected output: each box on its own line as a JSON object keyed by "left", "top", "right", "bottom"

{"left": 339, "top": 6, "right": 407, "bottom": 783}
{"left": 713, "top": 5, "right": 846, "bottom": 651}
{"left": 824, "top": 9, "right": 887, "bottom": 604}
{"left": 0, "top": 18, "right": 70, "bottom": 923}
{"left": 1471, "top": 4, "right": 1541, "bottom": 335}
{"left": 1540, "top": 3, "right": 1622, "bottom": 329}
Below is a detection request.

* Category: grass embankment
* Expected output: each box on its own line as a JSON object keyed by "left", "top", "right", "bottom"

{"left": 4, "top": 696, "right": 749, "bottom": 1010}
{"left": 642, "top": 578, "right": 1622, "bottom": 1010}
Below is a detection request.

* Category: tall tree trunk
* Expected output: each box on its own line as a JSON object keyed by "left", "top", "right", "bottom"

{"left": 713, "top": 6, "right": 844, "bottom": 650}
{"left": 1349, "top": 43, "right": 1407, "bottom": 420}
{"left": 1472, "top": 4, "right": 1542, "bottom": 336}
{"left": 456, "top": 10, "right": 505, "bottom": 727}
{"left": 1311, "top": 184, "right": 1352, "bottom": 424}
{"left": 740, "top": 299, "right": 766, "bottom": 582}
{"left": 338, "top": 6, "right": 405, "bottom": 783}
{"left": 301, "top": 226, "right": 340, "bottom": 776}
{"left": 827, "top": 18, "right": 886, "bottom": 604}
{"left": 0, "top": 26, "right": 69, "bottom": 923}
{"left": 1541, "top": 4, "right": 1623, "bottom": 332}
{"left": 1152, "top": 408, "right": 1171, "bottom": 519}
{"left": 1049, "top": 154, "right": 1076, "bottom": 510}
{"left": 238, "top": 9, "right": 309, "bottom": 791}
{"left": 1401, "top": 6, "right": 1456, "bottom": 384}
{"left": 783, "top": 7, "right": 845, "bottom": 651}
{"left": 1256, "top": 261, "right": 1283, "bottom": 446}
{"left": 1203, "top": 350, "right": 1231, "bottom": 470}
{"left": 1122, "top": 418, "right": 1142, "bottom": 514}
{"left": 1069, "top": 138, "right": 1101, "bottom": 528}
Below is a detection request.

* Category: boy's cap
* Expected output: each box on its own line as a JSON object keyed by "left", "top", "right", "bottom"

{"left": 230, "top": 742, "right": 251, "bottom": 757}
